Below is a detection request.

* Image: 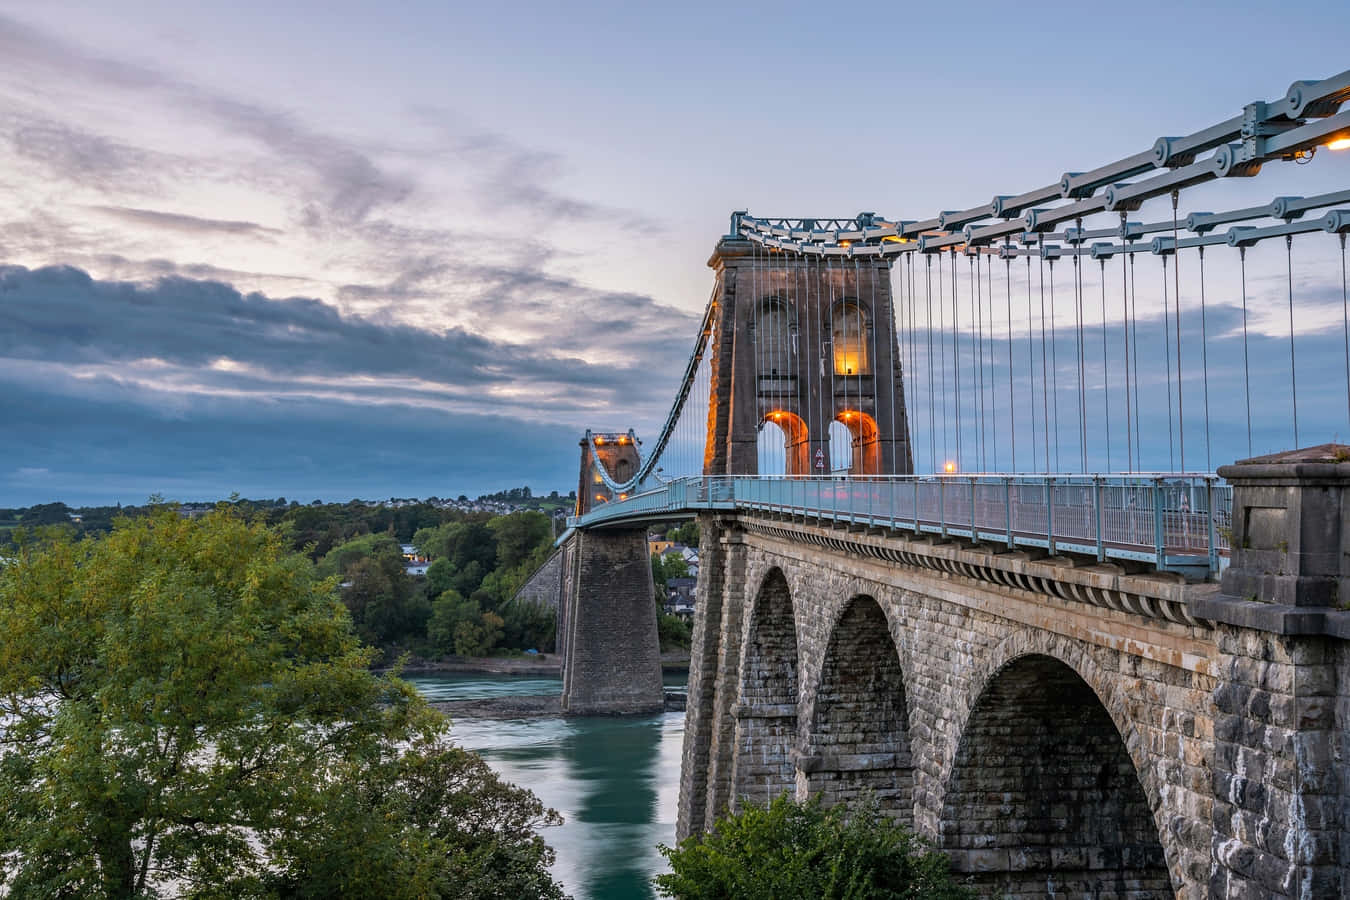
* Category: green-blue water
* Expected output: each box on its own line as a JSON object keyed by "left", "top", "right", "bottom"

{"left": 405, "top": 672, "right": 687, "bottom": 900}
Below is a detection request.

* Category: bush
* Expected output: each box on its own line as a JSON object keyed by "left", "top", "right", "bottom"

{"left": 657, "top": 611, "right": 691, "bottom": 651}
{"left": 655, "top": 794, "right": 972, "bottom": 900}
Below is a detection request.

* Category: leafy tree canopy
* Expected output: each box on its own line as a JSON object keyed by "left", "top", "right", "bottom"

{"left": 655, "top": 794, "right": 972, "bottom": 900}
{"left": 0, "top": 508, "right": 566, "bottom": 899}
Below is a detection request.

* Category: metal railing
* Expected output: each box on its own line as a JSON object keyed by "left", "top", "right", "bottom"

{"left": 569, "top": 474, "right": 1231, "bottom": 577}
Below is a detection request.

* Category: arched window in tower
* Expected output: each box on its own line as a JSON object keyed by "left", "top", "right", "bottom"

{"left": 756, "top": 297, "right": 794, "bottom": 376}
{"left": 832, "top": 300, "right": 870, "bottom": 376}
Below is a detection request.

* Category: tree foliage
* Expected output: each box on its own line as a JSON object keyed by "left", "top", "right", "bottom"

{"left": 0, "top": 507, "right": 565, "bottom": 898}
{"left": 655, "top": 794, "right": 972, "bottom": 900}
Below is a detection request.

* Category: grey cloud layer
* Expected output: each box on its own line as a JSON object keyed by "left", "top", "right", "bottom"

{"left": 0, "top": 264, "right": 694, "bottom": 410}
{"left": 89, "top": 206, "right": 282, "bottom": 237}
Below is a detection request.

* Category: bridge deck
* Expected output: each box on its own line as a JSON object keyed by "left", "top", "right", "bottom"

{"left": 570, "top": 474, "right": 1230, "bottom": 578}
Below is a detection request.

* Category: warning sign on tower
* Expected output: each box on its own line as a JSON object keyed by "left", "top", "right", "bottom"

{"left": 814, "top": 448, "right": 826, "bottom": 470}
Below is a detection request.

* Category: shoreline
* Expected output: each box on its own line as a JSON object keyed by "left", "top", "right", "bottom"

{"left": 431, "top": 691, "right": 687, "bottom": 720}
{"left": 381, "top": 650, "right": 691, "bottom": 678}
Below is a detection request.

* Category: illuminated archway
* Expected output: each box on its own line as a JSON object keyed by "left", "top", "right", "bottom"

{"left": 834, "top": 410, "right": 880, "bottom": 474}
{"left": 831, "top": 300, "right": 870, "bottom": 376}
{"left": 758, "top": 411, "right": 810, "bottom": 475}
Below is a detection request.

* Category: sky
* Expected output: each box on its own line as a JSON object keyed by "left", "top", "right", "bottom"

{"left": 1, "top": 1, "right": 1348, "bottom": 505}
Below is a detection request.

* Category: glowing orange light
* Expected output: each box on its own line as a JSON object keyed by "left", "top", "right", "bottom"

{"left": 772, "top": 411, "right": 783, "bottom": 421}
{"left": 595, "top": 494, "right": 607, "bottom": 503}
{"left": 594, "top": 436, "right": 604, "bottom": 445}
{"left": 618, "top": 436, "right": 627, "bottom": 444}
{"left": 944, "top": 461, "right": 957, "bottom": 474}
{"left": 839, "top": 240, "right": 852, "bottom": 248}
{"left": 619, "top": 493, "right": 628, "bottom": 500}
{"left": 1328, "top": 137, "right": 1350, "bottom": 151}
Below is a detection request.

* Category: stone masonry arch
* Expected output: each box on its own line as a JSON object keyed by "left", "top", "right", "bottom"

{"left": 936, "top": 629, "right": 1182, "bottom": 898}
{"left": 796, "top": 593, "right": 914, "bottom": 825}
{"left": 683, "top": 527, "right": 1222, "bottom": 896}
{"left": 729, "top": 567, "right": 800, "bottom": 811}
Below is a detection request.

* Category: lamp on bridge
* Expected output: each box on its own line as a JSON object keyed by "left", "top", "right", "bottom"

{"left": 1328, "top": 136, "right": 1350, "bottom": 150}
{"left": 944, "top": 460, "right": 957, "bottom": 474}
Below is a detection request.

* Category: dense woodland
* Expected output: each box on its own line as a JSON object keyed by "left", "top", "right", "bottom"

{"left": 1, "top": 492, "right": 695, "bottom": 659}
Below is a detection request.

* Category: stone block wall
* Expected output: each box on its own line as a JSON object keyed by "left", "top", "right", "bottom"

{"left": 729, "top": 569, "right": 798, "bottom": 811}
{"left": 511, "top": 547, "right": 564, "bottom": 612}
{"left": 679, "top": 517, "right": 1235, "bottom": 898}
{"left": 940, "top": 654, "right": 1169, "bottom": 898}
{"left": 796, "top": 596, "right": 913, "bottom": 823}
{"left": 1209, "top": 626, "right": 1342, "bottom": 898}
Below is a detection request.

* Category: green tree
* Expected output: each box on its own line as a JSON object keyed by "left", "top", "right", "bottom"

{"left": 501, "top": 600, "right": 557, "bottom": 653}
{"left": 453, "top": 610, "right": 504, "bottom": 657}
{"left": 0, "top": 508, "right": 565, "bottom": 898}
{"left": 427, "top": 589, "right": 475, "bottom": 655}
{"left": 317, "top": 531, "right": 401, "bottom": 578}
{"left": 657, "top": 609, "right": 691, "bottom": 651}
{"left": 489, "top": 511, "right": 552, "bottom": 571}
{"left": 668, "top": 521, "right": 700, "bottom": 548}
{"left": 655, "top": 794, "right": 972, "bottom": 900}
{"left": 425, "top": 556, "right": 457, "bottom": 599}
{"left": 652, "top": 552, "right": 691, "bottom": 604}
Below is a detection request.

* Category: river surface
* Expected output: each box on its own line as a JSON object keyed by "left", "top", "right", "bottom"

{"left": 405, "top": 672, "right": 687, "bottom": 900}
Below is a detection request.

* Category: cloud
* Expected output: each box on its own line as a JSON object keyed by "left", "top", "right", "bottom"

{"left": 0, "top": 263, "right": 694, "bottom": 417}
{"left": 8, "top": 120, "right": 153, "bottom": 190}
{"left": 0, "top": 378, "right": 582, "bottom": 506}
{"left": 88, "top": 206, "right": 281, "bottom": 237}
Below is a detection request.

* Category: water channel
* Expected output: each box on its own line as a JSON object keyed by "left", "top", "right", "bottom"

{"left": 405, "top": 672, "right": 687, "bottom": 900}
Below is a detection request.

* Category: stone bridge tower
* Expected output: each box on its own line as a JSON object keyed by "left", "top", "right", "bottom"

{"left": 559, "top": 430, "right": 663, "bottom": 716}
{"left": 575, "top": 429, "right": 641, "bottom": 516}
{"left": 704, "top": 231, "right": 913, "bottom": 476}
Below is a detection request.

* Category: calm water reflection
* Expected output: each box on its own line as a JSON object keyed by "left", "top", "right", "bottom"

{"left": 405, "top": 672, "right": 686, "bottom": 900}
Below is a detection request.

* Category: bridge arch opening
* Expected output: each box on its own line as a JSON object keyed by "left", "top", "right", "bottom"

{"left": 758, "top": 411, "right": 809, "bottom": 475}
{"left": 730, "top": 568, "right": 799, "bottom": 810}
{"left": 939, "top": 654, "right": 1172, "bottom": 898}
{"left": 801, "top": 595, "right": 913, "bottom": 825}
{"left": 827, "top": 420, "right": 853, "bottom": 473}
{"left": 830, "top": 299, "right": 870, "bottom": 376}
{"left": 834, "top": 410, "right": 879, "bottom": 475}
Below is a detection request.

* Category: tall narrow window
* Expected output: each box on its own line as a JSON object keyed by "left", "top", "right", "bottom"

{"left": 757, "top": 298, "right": 793, "bottom": 376}
{"left": 832, "top": 301, "right": 870, "bottom": 375}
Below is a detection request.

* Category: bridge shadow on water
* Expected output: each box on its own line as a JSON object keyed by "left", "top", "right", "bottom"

{"left": 412, "top": 672, "right": 685, "bottom": 900}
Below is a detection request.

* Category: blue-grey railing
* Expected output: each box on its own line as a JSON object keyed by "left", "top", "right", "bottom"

{"left": 568, "top": 474, "right": 1231, "bottom": 577}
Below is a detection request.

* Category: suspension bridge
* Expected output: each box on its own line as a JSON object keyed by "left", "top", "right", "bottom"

{"left": 537, "top": 70, "right": 1350, "bottom": 898}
